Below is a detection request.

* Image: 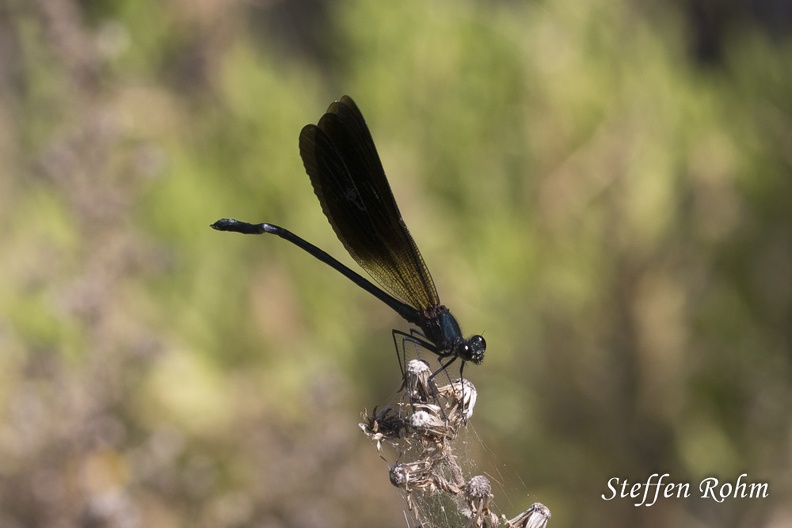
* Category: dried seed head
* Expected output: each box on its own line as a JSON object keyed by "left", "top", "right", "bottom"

{"left": 389, "top": 464, "right": 408, "bottom": 488}
{"left": 409, "top": 409, "right": 445, "bottom": 433}
{"left": 466, "top": 475, "right": 493, "bottom": 504}
{"left": 359, "top": 406, "right": 407, "bottom": 453}
{"left": 505, "top": 502, "right": 551, "bottom": 528}
{"left": 437, "top": 378, "right": 478, "bottom": 421}
{"left": 404, "top": 359, "right": 435, "bottom": 402}
{"left": 389, "top": 460, "right": 435, "bottom": 491}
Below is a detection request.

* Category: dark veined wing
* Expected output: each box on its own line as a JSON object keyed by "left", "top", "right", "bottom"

{"left": 299, "top": 95, "right": 440, "bottom": 310}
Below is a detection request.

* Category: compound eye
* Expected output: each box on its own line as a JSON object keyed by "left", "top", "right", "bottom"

{"left": 458, "top": 335, "right": 486, "bottom": 364}
{"left": 469, "top": 335, "right": 485, "bottom": 364}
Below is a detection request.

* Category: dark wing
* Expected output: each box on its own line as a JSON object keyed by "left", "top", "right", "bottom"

{"left": 299, "top": 95, "right": 440, "bottom": 310}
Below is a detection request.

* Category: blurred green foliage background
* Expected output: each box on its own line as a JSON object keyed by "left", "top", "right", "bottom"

{"left": 1, "top": 0, "right": 791, "bottom": 527}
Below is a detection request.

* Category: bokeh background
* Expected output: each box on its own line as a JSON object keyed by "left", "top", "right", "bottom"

{"left": 1, "top": 0, "right": 791, "bottom": 527}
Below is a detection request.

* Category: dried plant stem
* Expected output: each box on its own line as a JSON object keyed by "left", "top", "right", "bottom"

{"left": 360, "top": 360, "right": 551, "bottom": 528}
